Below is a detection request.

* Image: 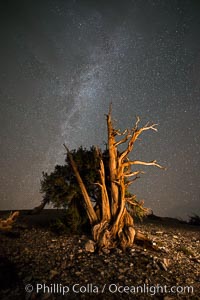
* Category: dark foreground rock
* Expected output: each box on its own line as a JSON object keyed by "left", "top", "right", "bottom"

{"left": 0, "top": 211, "right": 199, "bottom": 300}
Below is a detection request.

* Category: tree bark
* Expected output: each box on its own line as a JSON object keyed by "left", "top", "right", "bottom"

{"left": 32, "top": 200, "right": 48, "bottom": 214}
{"left": 64, "top": 145, "right": 98, "bottom": 225}
{"left": 106, "top": 106, "right": 119, "bottom": 217}
{"left": 66, "top": 106, "right": 164, "bottom": 250}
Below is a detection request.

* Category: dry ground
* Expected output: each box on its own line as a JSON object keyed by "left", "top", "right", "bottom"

{"left": 0, "top": 210, "right": 199, "bottom": 300}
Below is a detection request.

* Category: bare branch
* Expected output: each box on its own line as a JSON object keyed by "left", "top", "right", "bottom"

{"left": 141, "top": 123, "right": 158, "bottom": 132}
{"left": 112, "top": 128, "right": 122, "bottom": 137}
{"left": 124, "top": 170, "right": 145, "bottom": 177}
{"left": 118, "top": 119, "right": 159, "bottom": 166}
{"left": 93, "top": 182, "right": 102, "bottom": 188}
{"left": 132, "top": 116, "right": 140, "bottom": 131}
{"left": 124, "top": 160, "right": 165, "bottom": 169}
{"left": 109, "top": 102, "right": 112, "bottom": 115}
{"left": 126, "top": 198, "right": 150, "bottom": 214}
{"left": 114, "top": 128, "right": 129, "bottom": 137}
{"left": 125, "top": 176, "right": 140, "bottom": 186}
{"left": 114, "top": 130, "right": 131, "bottom": 147}
{"left": 125, "top": 194, "right": 136, "bottom": 201}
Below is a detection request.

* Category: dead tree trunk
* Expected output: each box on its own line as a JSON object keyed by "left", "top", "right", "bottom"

{"left": 65, "top": 105, "right": 164, "bottom": 250}
{"left": 0, "top": 211, "right": 19, "bottom": 231}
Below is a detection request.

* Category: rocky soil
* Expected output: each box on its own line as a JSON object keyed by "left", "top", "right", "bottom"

{"left": 0, "top": 211, "right": 199, "bottom": 300}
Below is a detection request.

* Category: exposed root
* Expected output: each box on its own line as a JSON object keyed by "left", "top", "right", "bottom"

{"left": 135, "top": 230, "right": 159, "bottom": 251}
{"left": 118, "top": 226, "right": 136, "bottom": 250}
{"left": 135, "top": 230, "right": 149, "bottom": 241}
{"left": 92, "top": 218, "right": 136, "bottom": 250}
{"left": 92, "top": 221, "right": 159, "bottom": 252}
{"left": 92, "top": 221, "right": 113, "bottom": 249}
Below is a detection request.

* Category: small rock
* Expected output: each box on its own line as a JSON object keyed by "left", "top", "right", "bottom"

{"left": 119, "top": 268, "right": 124, "bottom": 273}
{"left": 153, "top": 262, "right": 160, "bottom": 270}
{"left": 49, "top": 269, "right": 59, "bottom": 280}
{"left": 85, "top": 240, "right": 95, "bottom": 253}
{"left": 163, "top": 258, "right": 171, "bottom": 268}
{"left": 61, "top": 261, "right": 67, "bottom": 269}
{"left": 69, "top": 253, "right": 74, "bottom": 260}
{"left": 116, "top": 248, "right": 123, "bottom": 254}
{"left": 159, "top": 261, "right": 168, "bottom": 271}
{"left": 75, "top": 271, "right": 81, "bottom": 276}
{"left": 102, "top": 248, "right": 110, "bottom": 254}
{"left": 173, "top": 235, "right": 179, "bottom": 239}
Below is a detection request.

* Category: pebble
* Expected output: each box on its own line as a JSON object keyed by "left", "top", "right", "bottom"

{"left": 85, "top": 240, "right": 95, "bottom": 252}
{"left": 173, "top": 235, "right": 179, "bottom": 239}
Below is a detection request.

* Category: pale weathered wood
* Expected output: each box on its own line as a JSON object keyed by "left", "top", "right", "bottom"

{"left": 64, "top": 144, "right": 98, "bottom": 225}
{"left": 0, "top": 211, "right": 19, "bottom": 231}
{"left": 98, "top": 159, "right": 111, "bottom": 221}
{"left": 66, "top": 106, "right": 164, "bottom": 250}
{"left": 106, "top": 106, "right": 119, "bottom": 217}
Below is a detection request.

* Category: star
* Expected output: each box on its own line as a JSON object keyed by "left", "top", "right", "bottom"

{"left": 0, "top": 0, "right": 199, "bottom": 219}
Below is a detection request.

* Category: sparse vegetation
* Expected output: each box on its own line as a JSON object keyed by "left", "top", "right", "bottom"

{"left": 50, "top": 218, "right": 68, "bottom": 234}
{"left": 188, "top": 214, "right": 200, "bottom": 226}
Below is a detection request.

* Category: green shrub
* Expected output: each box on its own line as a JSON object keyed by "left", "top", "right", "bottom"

{"left": 50, "top": 218, "right": 68, "bottom": 234}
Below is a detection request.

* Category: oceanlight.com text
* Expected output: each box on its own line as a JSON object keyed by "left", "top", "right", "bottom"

{"left": 25, "top": 283, "right": 194, "bottom": 296}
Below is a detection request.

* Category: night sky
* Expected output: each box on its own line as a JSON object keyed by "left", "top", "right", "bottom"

{"left": 0, "top": 0, "right": 200, "bottom": 219}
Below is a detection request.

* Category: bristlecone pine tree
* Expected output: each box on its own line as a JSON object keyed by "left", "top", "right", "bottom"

{"left": 64, "top": 105, "right": 164, "bottom": 250}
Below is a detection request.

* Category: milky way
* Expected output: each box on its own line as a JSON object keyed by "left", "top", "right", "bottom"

{"left": 0, "top": 0, "right": 200, "bottom": 219}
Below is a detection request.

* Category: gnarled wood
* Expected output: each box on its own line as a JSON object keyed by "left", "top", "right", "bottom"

{"left": 96, "top": 159, "right": 111, "bottom": 221}
{"left": 106, "top": 105, "right": 119, "bottom": 216}
{"left": 64, "top": 144, "right": 98, "bottom": 225}
{"left": 0, "top": 211, "right": 19, "bottom": 231}
{"left": 66, "top": 105, "right": 164, "bottom": 250}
